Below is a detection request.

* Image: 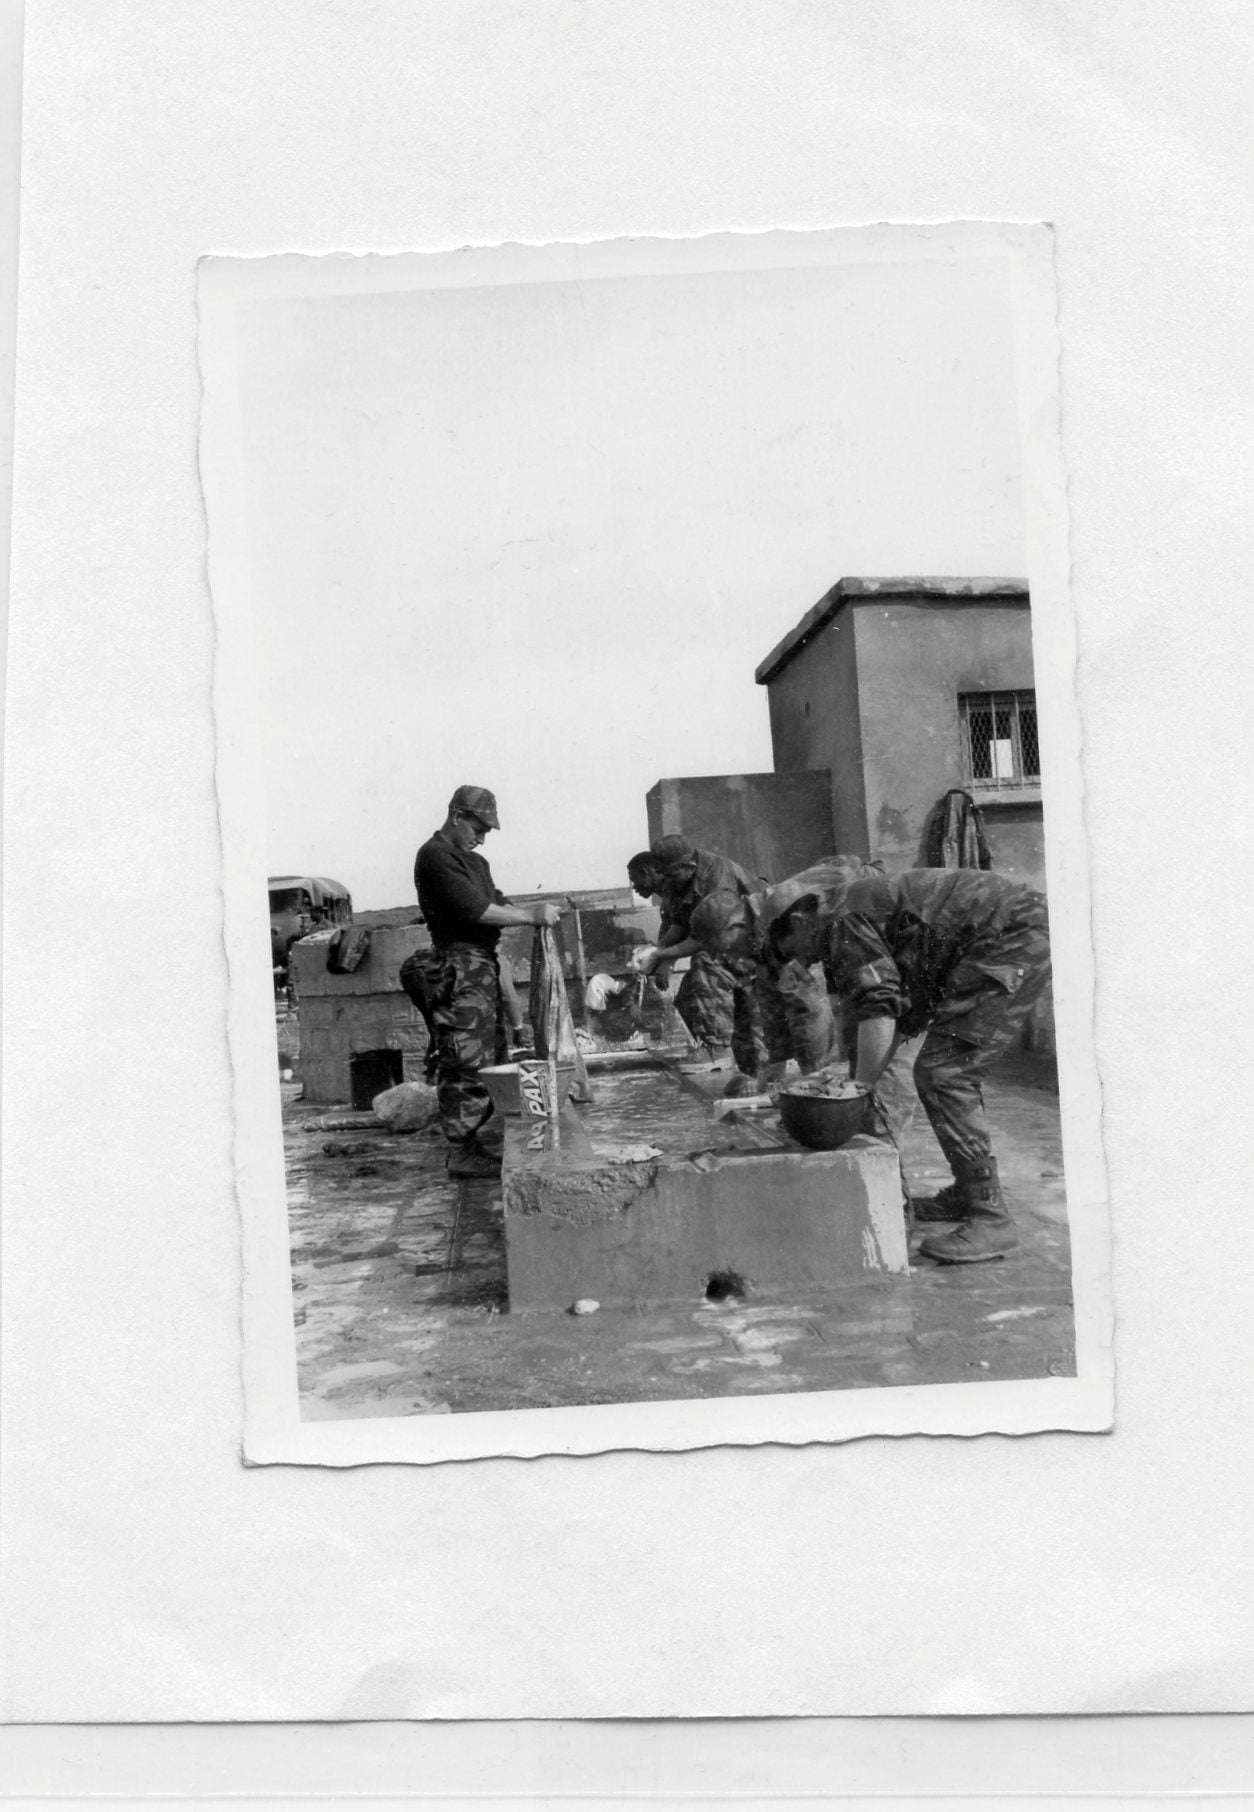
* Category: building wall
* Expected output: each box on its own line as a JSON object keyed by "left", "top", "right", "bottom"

{"left": 851, "top": 599, "right": 1044, "bottom": 888}
{"left": 645, "top": 772, "right": 835, "bottom": 883}
{"left": 763, "top": 608, "right": 869, "bottom": 857}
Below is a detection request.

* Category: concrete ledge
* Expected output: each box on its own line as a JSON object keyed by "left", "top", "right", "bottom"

{"left": 502, "top": 1104, "right": 907, "bottom": 1313}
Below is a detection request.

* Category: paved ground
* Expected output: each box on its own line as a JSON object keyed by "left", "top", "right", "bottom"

{"left": 284, "top": 1048, "right": 1074, "bottom": 1419}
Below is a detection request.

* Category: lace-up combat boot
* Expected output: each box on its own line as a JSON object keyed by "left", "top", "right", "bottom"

{"left": 918, "top": 1157, "right": 1018, "bottom": 1264}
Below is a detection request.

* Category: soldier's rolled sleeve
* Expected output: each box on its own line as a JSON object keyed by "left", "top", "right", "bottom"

{"left": 828, "top": 915, "right": 907, "bottom": 1022}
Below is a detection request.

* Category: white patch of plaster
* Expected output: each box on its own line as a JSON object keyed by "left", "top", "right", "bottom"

{"left": 732, "top": 1326, "right": 811, "bottom": 1352}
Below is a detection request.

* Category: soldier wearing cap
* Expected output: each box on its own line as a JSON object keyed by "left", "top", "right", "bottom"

{"left": 626, "top": 838, "right": 764, "bottom": 1071}
{"left": 685, "top": 855, "right": 886, "bottom": 1087}
{"left": 761, "top": 866, "right": 1051, "bottom": 1264}
{"left": 402, "top": 786, "right": 561, "bottom": 1178}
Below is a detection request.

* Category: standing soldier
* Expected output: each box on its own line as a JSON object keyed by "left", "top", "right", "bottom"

{"left": 626, "top": 838, "right": 764, "bottom": 1073}
{"left": 402, "top": 786, "right": 561, "bottom": 1178}
{"left": 763, "top": 867, "right": 1051, "bottom": 1263}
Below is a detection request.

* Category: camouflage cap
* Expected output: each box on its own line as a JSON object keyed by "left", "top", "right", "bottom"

{"left": 758, "top": 880, "right": 824, "bottom": 941}
{"left": 650, "top": 835, "right": 696, "bottom": 872}
{"left": 448, "top": 784, "right": 500, "bottom": 829}
{"left": 758, "top": 858, "right": 864, "bottom": 936}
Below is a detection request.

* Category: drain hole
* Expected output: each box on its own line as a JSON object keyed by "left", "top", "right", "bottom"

{"left": 705, "top": 1269, "right": 747, "bottom": 1303}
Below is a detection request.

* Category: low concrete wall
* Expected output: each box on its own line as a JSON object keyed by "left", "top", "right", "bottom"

{"left": 502, "top": 1110, "right": 906, "bottom": 1312}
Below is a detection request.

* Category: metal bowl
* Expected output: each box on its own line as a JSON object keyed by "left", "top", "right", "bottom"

{"left": 777, "top": 1086, "right": 868, "bottom": 1150}
{"left": 479, "top": 1061, "right": 577, "bottom": 1116}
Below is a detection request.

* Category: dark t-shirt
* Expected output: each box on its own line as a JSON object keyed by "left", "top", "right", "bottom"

{"left": 414, "top": 831, "right": 507, "bottom": 953}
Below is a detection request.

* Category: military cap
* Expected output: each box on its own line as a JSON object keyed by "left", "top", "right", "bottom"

{"left": 448, "top": 784, "right": 500, "bottom": 829}
{"left": 758, "top": 879, "right": 823, "bottom": 941}
{"left": 650, "top": 835, "right": 696, "bottom": 871}
{"left": 758, "top": 857, "right": 867, "bottom": 938}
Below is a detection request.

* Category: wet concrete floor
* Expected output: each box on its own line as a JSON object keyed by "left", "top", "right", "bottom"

{"left": 285, "top": 1049, "right": 1074, "bottom": 1419}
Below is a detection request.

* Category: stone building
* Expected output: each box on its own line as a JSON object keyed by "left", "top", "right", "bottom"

{"left": 647, "top": 574, "right": 1052, "bottom": 1050}
{"left": 754, "top": 576, "right": 1043, "bottom": 887}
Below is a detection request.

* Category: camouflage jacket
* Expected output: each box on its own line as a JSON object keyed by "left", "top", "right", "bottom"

{"left": 659, "top": 847, "right": 762, "bottom": 942}
{"left": 817, "top": 868, "right": 1048, "bottom": 1037}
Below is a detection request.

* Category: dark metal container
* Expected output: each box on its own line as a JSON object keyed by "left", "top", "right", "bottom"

{"left": 777, "top": 1087, "right": 868, "bottom": 1151}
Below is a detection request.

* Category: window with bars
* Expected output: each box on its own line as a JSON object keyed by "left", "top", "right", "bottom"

{"left": 959, "top": 689, "right": 1041, "bottom": 791}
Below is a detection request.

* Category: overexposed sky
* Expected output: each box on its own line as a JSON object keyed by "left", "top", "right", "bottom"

{"left": 238, "top": 252, "right": 1026, "bottom": 907}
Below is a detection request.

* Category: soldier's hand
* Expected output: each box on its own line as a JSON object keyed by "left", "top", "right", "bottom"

{"left": 531, "top": 900, "right": 563, "bottom": 928}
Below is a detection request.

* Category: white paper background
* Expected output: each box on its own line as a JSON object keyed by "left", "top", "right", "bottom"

{"left": 4, "top": 0, "right": 1253, "bottom": 1750}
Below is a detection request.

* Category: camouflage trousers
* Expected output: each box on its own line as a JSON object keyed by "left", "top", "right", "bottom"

{"left": 755, "top": 954, "right": 842, "bottom": 1073}
{"left": 399, "top": 943, "right": 509, "bottom": 1146}
{"left": 676, "top": 951, "right": 767, "bottom": 1076}
{"left": 908, "top": 910, "right": 1052, "bottom": 1170}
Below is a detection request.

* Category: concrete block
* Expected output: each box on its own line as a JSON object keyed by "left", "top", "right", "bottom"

{"left": 389, "top": 1023, "right": 428, "bottom": 1055}
{"left": 300, "top": 1057, "right": 353, "bottom": 1104}
{"left": 319, "top": 963, "right": 387, "bottom": 998}
{"left": 291, "top": 936, "right": 335, "bottom": 997}
{"left": 295, "top": 995, "right": 337, "bottom": 1030}
{"left": 502, "top": 1102, "right": 907, "bottom": 1313}
{"left": 368, "top": 924, "right": 429, "bottom": 969}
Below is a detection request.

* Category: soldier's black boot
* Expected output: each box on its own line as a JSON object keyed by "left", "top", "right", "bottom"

{"left": 918, "top": 1157, "right": 1018, "bottom": 1264}
{"left": 909, "top": 1179, "right": 968, "bottom": 1223}
{"left": 446, "top": 1138, "right": 502, "bottom": 1179}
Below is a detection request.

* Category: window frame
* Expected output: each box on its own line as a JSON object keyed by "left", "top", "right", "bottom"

{"left": 958, "top": 688, "right": 1042, "bottom": 797}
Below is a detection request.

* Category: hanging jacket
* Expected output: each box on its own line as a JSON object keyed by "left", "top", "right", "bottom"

{"left": 927, "top": 789, "right": 992, "bottom": 871}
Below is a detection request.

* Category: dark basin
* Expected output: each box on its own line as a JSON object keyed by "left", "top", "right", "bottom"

{"left": 777, "top": 1086, "right": 868, "bottom": 1151}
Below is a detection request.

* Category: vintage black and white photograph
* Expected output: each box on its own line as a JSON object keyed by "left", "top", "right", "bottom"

{"left": 199, "top": 226, "right": 1109, "bottom": 1464}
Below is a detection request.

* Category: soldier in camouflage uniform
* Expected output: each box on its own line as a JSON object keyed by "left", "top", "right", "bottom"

{"left": 680, "top": 891, "right": 768, "bottom": 1078}
{"left": 626, "top": 838, "right": 764, "bottom": 1071}
{"left": 400, "top": 944, "right": 510, "bottom": 1136}
{"left": 684, "top": 853, "right": 895, "bottom": 1089}
{"left": 406, "top": 786, "right": 561, "bottom": 1178}
{"left": 765, "top": 866, "right": 1051, "bottom": 1263}
{"left": 749, "top": 857, "right": 890, "bottom": 1080}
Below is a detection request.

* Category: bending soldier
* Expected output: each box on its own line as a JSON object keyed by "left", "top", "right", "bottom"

{"left": 626, "top": 838, "right": 765, "bottom": 1072}
{"left": 403, "top": 786, "right": 561, "bottom": 1179}
{"left": 764, "top": 866, "right": 1051, "bottom": 1264}
{"left": 685, "top": 854, "right": 890, "bottom": 1088}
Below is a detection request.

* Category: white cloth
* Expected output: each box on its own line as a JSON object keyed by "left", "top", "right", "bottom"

{"left": 584, "top": 972, "right": 627, "bottom": 1012}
